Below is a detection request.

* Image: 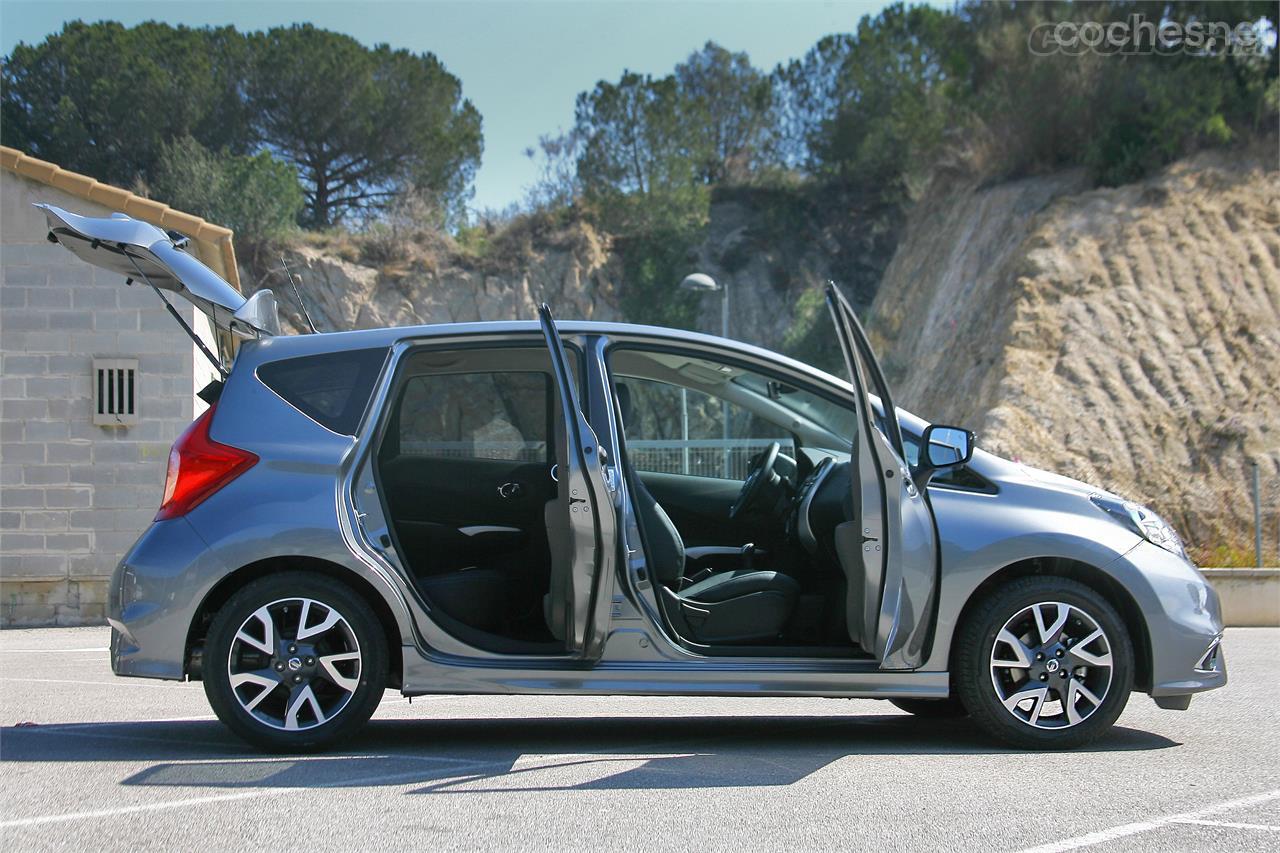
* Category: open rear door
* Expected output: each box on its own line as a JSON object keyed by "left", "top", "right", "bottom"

{"left": 38, "top": 204, "right": 280, "bottom": 374}
{"left": 538, "top": 304, "right": 618, "bottom": 660}
{"left": 825, "top": 284, "right": 939, "bottom": 670}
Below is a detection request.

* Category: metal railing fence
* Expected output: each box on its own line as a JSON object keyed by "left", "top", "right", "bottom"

{"left": 627, "top": 439, "right": 792, "bottom": 480}
{"left": 398, "top": 438, "right": 790, "bottom": 480}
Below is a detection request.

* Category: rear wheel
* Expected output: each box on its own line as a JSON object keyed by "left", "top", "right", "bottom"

{"left": 204, "top": 572, "right": 387, "bottom": 752}
{"left": 889, "top": 696, "right": 967, "bottom": 718}
{"left": 955, "top": 576, "right": 1133, "bottom": 750}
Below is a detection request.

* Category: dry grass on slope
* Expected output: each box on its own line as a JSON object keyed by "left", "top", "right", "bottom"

{"left": 242, "top": 214, "right": 620, "bottom": 337}
{"left": 870, "top": 144, "right": 1280, "bottom": 561}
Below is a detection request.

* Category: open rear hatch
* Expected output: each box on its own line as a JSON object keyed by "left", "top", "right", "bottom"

{"left": 37, "top": 204, "right": 281, "bottom": 374}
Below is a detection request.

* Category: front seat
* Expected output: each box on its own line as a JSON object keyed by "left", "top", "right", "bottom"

{"left": 616, "top": 384, "right": 798, "bottom": 644}
{"left": 634, "top": 476, "right": 798, "bottom": 643}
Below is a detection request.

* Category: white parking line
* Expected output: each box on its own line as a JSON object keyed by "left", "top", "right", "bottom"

{"left": 47, "top": 715, "right": 219, "bottom": 726}
{"left": 0, "top": 789, "right": 283, "bottom": 829}
{"left": 0, "top": 648, "right": 108, "bottom": 653}
{"left": 0, "top": 677, "right": 198, "bottom": 689}
{"left": 1015, "top": 789, "right": 1280, "bottom": 852}
{"left": 1169, "top": 818, "right": 1280, "bottom": 832}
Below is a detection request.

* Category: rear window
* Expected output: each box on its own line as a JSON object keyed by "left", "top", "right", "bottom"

{"left": 257, "top": 348, "right": 388, "bottom": 435}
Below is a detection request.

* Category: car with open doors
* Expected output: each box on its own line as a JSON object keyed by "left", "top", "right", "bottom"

{"left": 39, "top": 204, "right": 1226, "bottom": 751}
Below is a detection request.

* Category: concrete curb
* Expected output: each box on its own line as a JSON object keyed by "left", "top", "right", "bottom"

{"left": 1203, "top": 568, "right": 1280, "bottom": 627}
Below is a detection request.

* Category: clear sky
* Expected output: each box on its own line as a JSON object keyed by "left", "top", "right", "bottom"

{"left": 0, "top": 0, "right": 903, "bottom": 213}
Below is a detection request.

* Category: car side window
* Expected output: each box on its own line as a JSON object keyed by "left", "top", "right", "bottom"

{"left": 617, "top": 376, "right": 795, "bottom": 480}
{"left": 257, "top": 348, "right": 388, "bottom": 435}
{"left": 397, "top": 371, "right": 550, "bottom": 462}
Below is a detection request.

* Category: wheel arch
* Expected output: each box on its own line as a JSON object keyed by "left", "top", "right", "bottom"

{"left": 951, "top": 557, "right": 1152, "bottom": 692}
{"left": 184, "top": 555, "right": 404, "bottom": 688}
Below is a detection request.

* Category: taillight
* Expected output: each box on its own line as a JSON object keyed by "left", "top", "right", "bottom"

{"left": 155, "top": 404, "right": 258, "bottom": 521}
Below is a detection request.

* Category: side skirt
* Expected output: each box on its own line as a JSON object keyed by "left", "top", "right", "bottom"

{"left": 400, "top": 644, "right": 949, "bottom": 699}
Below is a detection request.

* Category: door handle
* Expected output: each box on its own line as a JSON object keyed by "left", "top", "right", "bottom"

{"left": 497, "top": 482, "right": 523, "bottom": 499}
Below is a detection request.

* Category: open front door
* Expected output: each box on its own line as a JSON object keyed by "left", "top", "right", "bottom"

{"left": 825, "top": 284, "right": 939, "bottom": 670}
{"left": 538, "top": 304, "right": 618, "bottom": 660}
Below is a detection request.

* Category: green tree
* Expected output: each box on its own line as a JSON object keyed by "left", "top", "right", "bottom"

{"left": 673, "top": 42, "right": 774, "bottom": 184}
{"left": 770, "top": 0, "right": 1275, "bottom": 194}
{"left": 572, "top": 70, "right": 705, "bottom": 327}
{"left": 575, "top": 72, "right": 690, "bottom": 206}
{"left": 573, "top": 43, "right": 774, "bottom": 214}
{"left": 569, "top": 45, "right": 779, "bottom": 326}
{"left": 769, "top": 34, "right": 855, "bottom": 170}
{"left": 797, "top": 3, "right": 967, "bottom": 201}
{"left": 954, "top": 0, "right": 1277, "bottom": 185}
{"left": 150, "top": 135, "right": 304, "bottom": 246}
{"left": 2, "top": 20, "right": 485, "bottom": 229}
{"left": 523, "top": 128, "right": 586, "bottom": 211}
{"left": 1, "top": 21, "right": 251, "bottom": 187}
{"left": 245, "top": 24, "right": 482, "bottom": 227}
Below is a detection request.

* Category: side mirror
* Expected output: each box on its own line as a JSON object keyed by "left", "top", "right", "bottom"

{"left": 922, "top": 424, "right": 974, "bottom": 468}
{"left": 911, "top": 424, "right": 975, "bottom": 489}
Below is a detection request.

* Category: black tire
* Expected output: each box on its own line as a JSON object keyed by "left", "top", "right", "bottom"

{"left": 204, "top": 572, "right": 388, "bottom": 752}
{"left": 889, "top": 696, "right": 968, "bottom": 718}
{"left": 954, "top": 576, "right": 1133, "bottom": 750}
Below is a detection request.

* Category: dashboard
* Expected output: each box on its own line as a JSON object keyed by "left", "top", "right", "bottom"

{"left": 787, "top": 456, "right": 848, "bottom": 556}
{"left": 785, "top": 438, "right": 994, "bottom": 559}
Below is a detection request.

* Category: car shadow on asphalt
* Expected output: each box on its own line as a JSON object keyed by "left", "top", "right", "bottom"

{"left": 0, "top": 714, "right": 1180, "bottom": 794}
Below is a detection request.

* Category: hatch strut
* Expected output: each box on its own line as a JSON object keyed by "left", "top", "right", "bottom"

{"left": 124, "top": 253, "right": 228, "bottom": 379}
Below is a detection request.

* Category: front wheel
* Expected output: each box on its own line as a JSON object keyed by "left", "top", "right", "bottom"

{"left": 204, "top": 572, "right": 388, "bottom": 752}
{"left": 954, "top": 577, "right": 1133, "bottom": 750}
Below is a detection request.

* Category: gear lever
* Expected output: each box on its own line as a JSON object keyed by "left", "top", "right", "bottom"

{"left": 740, "top": 543, "right": 756, "bottom": 571}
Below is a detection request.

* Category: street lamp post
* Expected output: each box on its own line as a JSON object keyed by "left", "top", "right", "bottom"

{"left": 679, "top": 273, "right": 728, "bottom": 339}
{"left": 679, "top": 273, "right": 731, "bottom": 476}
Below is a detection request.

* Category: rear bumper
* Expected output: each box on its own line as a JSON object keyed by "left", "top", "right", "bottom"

{"left": 108, "top": 517, "right": 220, "bottom": 681}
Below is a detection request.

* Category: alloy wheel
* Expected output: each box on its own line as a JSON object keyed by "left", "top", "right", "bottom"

{"left": 226, "top": 597, "right": 362, "bottom": 732}
{"left": 989, "top": 601, "right": 1114, "bottom": 730}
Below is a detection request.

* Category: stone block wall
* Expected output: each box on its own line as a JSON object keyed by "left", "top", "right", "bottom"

{"left": 1, "top": 170, "right": 208, "bottom": 625}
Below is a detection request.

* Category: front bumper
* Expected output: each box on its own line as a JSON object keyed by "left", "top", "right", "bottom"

{"left": 108, "top": 516, "right": 220, "bottom": 680}
{"left": 1112, "top": 541, "right": 1227, "bottom": 705}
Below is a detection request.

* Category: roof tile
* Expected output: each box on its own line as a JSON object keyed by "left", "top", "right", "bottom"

{"left": 0, "top": 144, "right": 241, "bottom": 291}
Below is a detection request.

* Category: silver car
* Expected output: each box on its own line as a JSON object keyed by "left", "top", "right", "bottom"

{"left": 40, "top": 204, "right": 1226, "bottom": 751}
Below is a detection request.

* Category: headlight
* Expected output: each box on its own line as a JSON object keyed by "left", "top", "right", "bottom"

{"left": 1090, "top": 494, "right": 1188, "bottom": 560}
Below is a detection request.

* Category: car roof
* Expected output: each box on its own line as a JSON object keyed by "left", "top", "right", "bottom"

{"left": 239, "top": 319, "right": 929, "bottom": 433}
{"left": 247, "top": 319, "right": 826, "bottom": 379}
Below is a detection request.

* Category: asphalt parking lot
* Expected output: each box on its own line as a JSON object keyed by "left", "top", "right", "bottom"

{"left": 1, "top": 628, "right": 1276, "bottom": 852}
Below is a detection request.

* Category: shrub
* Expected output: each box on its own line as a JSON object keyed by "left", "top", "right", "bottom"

{"left": 151, "top": 135, "right": 304, "bottom": 247}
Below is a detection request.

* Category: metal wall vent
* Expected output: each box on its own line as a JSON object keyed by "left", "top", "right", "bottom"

{"left": 92, "top": 358, "right": 139, "bottom": 426}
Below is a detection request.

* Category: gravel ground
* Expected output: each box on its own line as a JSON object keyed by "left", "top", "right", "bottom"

{"left": 1, "top": 627, "right": 1276, "bottom": 852}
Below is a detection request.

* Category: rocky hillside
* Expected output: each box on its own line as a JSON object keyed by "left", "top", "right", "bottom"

{"left": 245, "top": 218, "right": 624, "bottom": 334}
{"left": 680, "top": 187, "right": 889, "bottom": 362}
{"left": 244, "top": 146, "right": 1278, "bottom": 558}
{"left": 868, "top": 144, "right": 1280, "bottom": 557}
{"left": 244, "top": 189, "right": 878, "bottom": 362}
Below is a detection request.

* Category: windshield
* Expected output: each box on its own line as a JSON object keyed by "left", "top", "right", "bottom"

{"left": 730, "top": 373, "right": 855, "bottom": 444}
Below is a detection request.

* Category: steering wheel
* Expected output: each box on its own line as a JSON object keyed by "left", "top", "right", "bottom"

{"left": 729, "top": 441, "right": 781, "bottom": 521}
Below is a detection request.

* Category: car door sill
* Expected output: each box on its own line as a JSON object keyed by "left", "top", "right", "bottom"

{"left": 409, "top": 646, "right": 886, "bottom": 672}
{"left": 401, "top": 647, "right": 946, "bottom": 697}
{"left": 670, "top": 643, "right": 875, "bottom": 660}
